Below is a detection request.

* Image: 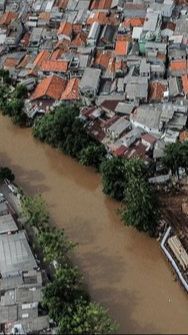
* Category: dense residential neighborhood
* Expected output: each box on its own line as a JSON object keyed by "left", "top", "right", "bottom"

{"left": 0, "top": 0, "right": 188, "bottom": 333}
{"left": 0, "top": 0, "right": 187, "bottom": 161}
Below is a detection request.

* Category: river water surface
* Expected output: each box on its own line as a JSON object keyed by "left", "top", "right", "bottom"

{"left": 0, "top": 115, "right": 188, "bottom": 334}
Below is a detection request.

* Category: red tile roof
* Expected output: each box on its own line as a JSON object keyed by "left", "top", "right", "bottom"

{"left": 71, "top": 32, "right": 87, "bottom": 48}
{"left": 182, "top": 75, "right": 188, "bottom": 95}
{"left": 61, "top": 78, "right": 80, "bottom": 100}
{"left": 20, "top": 32, "right": 30, "bottom": 47}
{"left": 123, "top": 18, "right": 144, "bottom": 27}
{"left": 57, "top": 21, "right": 72, "bottom": 37}
{"left": 31, "top": 75, "right": 67, "bottom": 101}
{"left": 95, "top": 51, "right": 112, "bottom": 69}
{"left": 149, "top": 81, "right": 167, "bottom": 102}
{"left": 0, "top": 11, "right": 17, "bottom": 26}
{"left": 90, "top": 0, "right": 112, "bottom": 10}
{"left": 115, "top": 40, "right": 129, "bottom": 56}
{"left": 169, "top": 60, "right": 188, "bottom": 72}
{"left": 40, "top": 60, "right": 69, "bottom": 73}
{"left": 4, "top": 57, "right": 18, "bottom": 69}
{"left": 114, "top": 145, "right": 128, "bottom": 157}
{"left": 33, "top": 50, "right": 50, "bottom": 67}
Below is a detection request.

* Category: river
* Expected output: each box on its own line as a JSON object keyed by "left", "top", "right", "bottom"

{"left": 0, "top": 114, "right": 187, "bottom": 334}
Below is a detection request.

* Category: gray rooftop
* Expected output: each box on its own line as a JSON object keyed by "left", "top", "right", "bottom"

{"left": 79, "top": 67, "right": 101, "bottom": 92}
{"left": 132, "top": 104, "right": 162, "bottom": 132}
{"left": 0, "top": 231, "right": 37, "bottom": 277}
{"left": 0, "top": 214, "right": 18, "bottom": 235}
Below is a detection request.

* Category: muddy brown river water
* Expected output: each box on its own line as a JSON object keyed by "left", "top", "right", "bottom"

{"left": 0, "top": 115, "right": 187, "bottom": 334}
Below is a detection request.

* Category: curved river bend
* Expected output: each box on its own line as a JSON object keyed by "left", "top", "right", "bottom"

{"left": 0, "top": 115, "right": 187, "bottom": 334}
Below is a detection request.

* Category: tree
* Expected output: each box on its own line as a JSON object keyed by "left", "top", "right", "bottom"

{"left": 100, "top": 157, "right": 126, "bottom": 200}
{"left": 21, "top": 194, "right": 49, "bottom": 231}
{"left": 0, "top": 69, "right": 11, "bottom": 84}
{"left": 38, "top": 227, "right": 75, "bottom": 264}
{"left": 42, "top": 266, "right": 89, "bottom": 322}
{"left": 58, "top": 302, "right": 118, "bottom": 335}
{"left": 79, "top": 144, "right": 106, "bottom": 170}
{"left": 122, "top": 176, "right": 159, "bottom": 236}
{"left": 0, "top": 167, "right": 15, "bottom": 182}
{"left": 162, "top": 142, "right": 182, "bottom": 177}
{"left": 13, "top": 84, "right": 28, "bottom": 99}
{"left": 124, "top": 158, "right": 147, "bottom": 181}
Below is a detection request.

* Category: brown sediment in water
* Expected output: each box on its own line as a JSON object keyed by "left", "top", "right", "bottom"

{"left": 0, "top": 114, "right": 187, "bottom": 334}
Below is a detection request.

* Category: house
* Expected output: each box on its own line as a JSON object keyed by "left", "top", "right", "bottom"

{"left": 90, "top": 0, "right": 112, "bottom": 10}
{"left": 0, "top": 12, "right": 17, "bottom": 27}
{"left": 31, "top": 75, "right": 67, "bottom": 101}
{"left": 181, "top": 75, "right": 188, "bottom": 97}
{"left": 125, "top": 77, "right": 148, "bottom": 103}
{"left": 61, "top": 77, "right": 80, "bottom": 101}
{"left": 106, "top": 117, "right": 131, "bottom": 140}
{"left": 168, "top": 77, "right": 182, "bottom": 97}
{"left": 149, "top": 81, "right": 168, "bottom": 102}
{"left": 29, "top": 27, "right": 44, "bottom": 51}
{"left": 115, "top": 127, "right": 143, "bottom": 148}
{"left": 57, "top": 21, "right": 72, "bottom": 41}
{"left": 115, "top": 39, "right": 129, "bottom": 57}
{"left": 87, "top": 22, "right": 101, "bottom": 46}
{"left": 39, "top": 59, "right": 69, "bottom": 76}
{"left": 131, "top": 104, "right": 163, "bottom": 135}
{"left": 141, "top": 133, "right": 157, "bottom": 150}
{"left": 79, "top": 67, "right": 101, "bottom": 98}
{"left": 169, "top": 59, "right": 188, "bottom": 77}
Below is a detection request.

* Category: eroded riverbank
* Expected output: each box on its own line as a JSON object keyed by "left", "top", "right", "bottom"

{"left": 0, "top": 114, "right": 187, "bottom": 334}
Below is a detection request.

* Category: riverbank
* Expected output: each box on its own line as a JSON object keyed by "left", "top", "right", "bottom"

{"left": 0, "top": 114, "right": 188, "bottom": 334}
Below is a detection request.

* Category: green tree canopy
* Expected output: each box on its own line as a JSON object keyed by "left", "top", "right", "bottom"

{"left": 42, "top": 266, "right": 89, "bottom": 322}
{"left": 162, "top": 142, "right": 182, "bottom": 177}
{"left": 21, "top": 194, "right": 49, "bottom": 231}
{"left": 58, "top": 302, "right": 118, "bottom": 335}
{"left": 100, "top": 157, "right": 127, "bottom": 201}
{"left": 122, "top": 176, "right": 159, "bottom": 235}
{"left": 38, "top": 227, "right": 75, "bottom": 264}
{"left": 79, "top": 144, "right": 106, "bottom": 170}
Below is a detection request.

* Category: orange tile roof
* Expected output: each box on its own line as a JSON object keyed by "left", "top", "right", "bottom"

{"left": 115, "top": 40, "right": 129, "bottom": 56}
{"left": 90, "top": 0, "right": 112, "bottom": 10}
{"left": 61, "top": 78, "right": 80, "bottom": 100}
{"left": 4, "top": 57, "right": 18, "bottom": 69}
{"left": 40, "top": 60, "right": 69, "bottom": 73}
{"left": 71, "top": 32, "right": 87, "bottom": 48}
{"left": 182, "top": 75, "right": 188, "bottom": 94}
{"left": 0, "top": 11, "right": 17, "bottom": 26}
{"left": 95, "top": 51, "right": 112, "bottom": 69}
{"left": 123, "top": 18, "right": 144, "bottom": 27}
{"left": 149, "top": 81, "right": 167, "bottom": 101}
{"left": 57, "top": 21, "right": 72, "bottom": 37}
{"left": 169, "top": 60, "right": 188, "bottom": 72}
{"left": 50, "top": 49, "right": 64, "bottom": 60}
{"left": 31, "top": 75, "right": 67, "bottom": 101}
{"left": 33, "top": 50, "right": 50, "bottom": 67}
